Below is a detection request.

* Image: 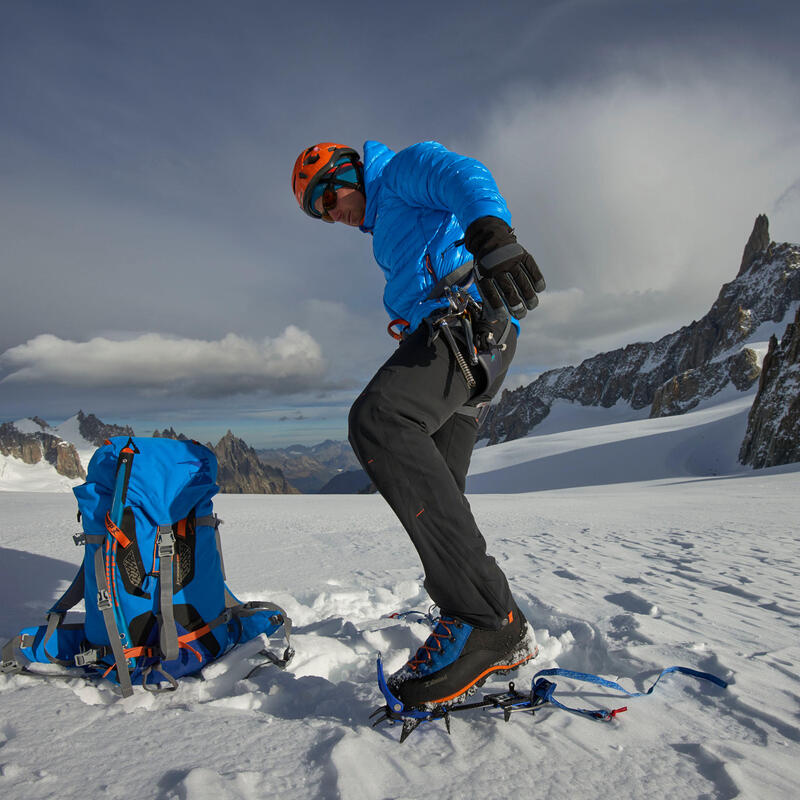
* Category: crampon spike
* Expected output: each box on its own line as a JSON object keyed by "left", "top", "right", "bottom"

{"left": 400, "top": 718, "right": 421, "bottom": 743}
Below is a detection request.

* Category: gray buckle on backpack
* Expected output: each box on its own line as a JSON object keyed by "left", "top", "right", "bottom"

{"left": 74, "top": 646, "right": 106, "bottom": 667}
{"left": 0, "top": 659, "right": 18, "bottom": 674}
{"left": 97, "top": 589, "right": 112, "bottom": 610}
{"left": 158, "top": 529, "right": 175, "bottom": 557}
{"left": 73, "top": 532, "right": 86, "bottom": 546}
{"left": 20, "top": 633, "right": 35, "bottom": 648}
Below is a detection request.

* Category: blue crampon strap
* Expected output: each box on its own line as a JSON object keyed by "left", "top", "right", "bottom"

{"left": 532, "top": 666, "right": 729, "bottom": 721}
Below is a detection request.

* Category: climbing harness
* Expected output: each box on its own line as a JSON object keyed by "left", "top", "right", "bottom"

{"left": 423, "top": 261, "right": 512, "bottom": 422}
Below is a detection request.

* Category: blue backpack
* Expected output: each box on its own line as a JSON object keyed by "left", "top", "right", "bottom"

{"left": 2, "top": 436, "right": 293, "bottom": 696}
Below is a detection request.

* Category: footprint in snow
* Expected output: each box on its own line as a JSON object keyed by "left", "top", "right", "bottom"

{"left": 604, "top": 591, "right": 661, "bottom": 617}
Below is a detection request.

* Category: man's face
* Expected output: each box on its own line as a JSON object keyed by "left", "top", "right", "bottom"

{"left": 314, "top": 186, "right": 366, "bottom": 227}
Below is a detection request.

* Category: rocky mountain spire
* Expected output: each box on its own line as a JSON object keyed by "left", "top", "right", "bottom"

{"left": 737, "top": 213, "right": 771, "bottom": 277}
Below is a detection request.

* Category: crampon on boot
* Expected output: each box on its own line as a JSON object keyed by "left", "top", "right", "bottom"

{"left": 387, "top": 609, "right": 534, "bottom": 708}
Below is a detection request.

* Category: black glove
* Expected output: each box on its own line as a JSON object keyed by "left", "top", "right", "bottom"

{"left": 464, "top": 216, "right": 545, "bottom": 320}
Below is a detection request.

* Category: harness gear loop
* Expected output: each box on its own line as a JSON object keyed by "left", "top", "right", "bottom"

{"left": 388, "top": 318, "right": 410, "bottom": 341}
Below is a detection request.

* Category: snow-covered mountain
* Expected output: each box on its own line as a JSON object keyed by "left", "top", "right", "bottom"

{"left": 0, "top": 416, "right": 300, "bottom": 495}
{"left": 481, "top": 215, "right": 800, "bottom": 453}
{"left": 0, "top": 411, "right": 134, "bottom": 492}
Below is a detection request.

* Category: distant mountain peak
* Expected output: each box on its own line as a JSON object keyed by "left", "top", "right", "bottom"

{"left": 76, "top": 411, "right": 135, "bottom": 447}
{"left": 738, "top": 213, "right": 771, "bottom": 277}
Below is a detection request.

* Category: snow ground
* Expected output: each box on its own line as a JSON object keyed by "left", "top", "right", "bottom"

{"left": 2, "top": 396, "right": 800, "bottom": 799}
{"left": 468, "top": 390, "right": 756, "bottom": 493}
{"left": 0, "top": 453, "right": 81, "bottom": 493}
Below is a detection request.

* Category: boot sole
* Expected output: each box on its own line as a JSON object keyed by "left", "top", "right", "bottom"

{"left": 426, "top": 645, "right": 539, "bottom": 705}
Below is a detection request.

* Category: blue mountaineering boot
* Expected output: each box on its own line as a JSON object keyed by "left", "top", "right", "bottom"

{"left": 387, "top": 609, "right": 534, "bottom": 708}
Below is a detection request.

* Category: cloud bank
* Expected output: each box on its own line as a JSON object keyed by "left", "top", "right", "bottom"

{"left": 473, "top": 56, "right": 800, "bottom": 368}
{"left": 0, "top": 327, "right": 324, "bottom": 397}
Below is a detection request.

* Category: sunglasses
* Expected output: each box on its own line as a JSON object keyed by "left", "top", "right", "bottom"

{"left": 312, "top": 162, "right": 360, "bottom": 221}
{"left": 320, "top": 185, "right": 339, "bottom": 220}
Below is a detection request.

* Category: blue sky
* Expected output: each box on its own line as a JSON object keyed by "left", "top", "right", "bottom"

{"left": 1, "top": 0, "right": 799, "bottom": 447}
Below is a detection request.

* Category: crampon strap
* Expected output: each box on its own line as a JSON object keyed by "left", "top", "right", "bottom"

{"left": 531, "top": 665, "right": 729, "bottom": 721}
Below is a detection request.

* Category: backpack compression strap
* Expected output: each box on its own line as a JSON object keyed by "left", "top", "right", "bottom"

{"left": 92, "top": 538, "right": 134, "bottom": 697}
{"left": 157, "top": 526, "right": 179, "bottom": 662}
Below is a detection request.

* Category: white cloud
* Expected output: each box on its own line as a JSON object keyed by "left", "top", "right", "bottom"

{"left": 0, "top": 327, "right": 324, "bottom": 397}
{"left": 473, "top": 55, "right": 800, "bottom": 368}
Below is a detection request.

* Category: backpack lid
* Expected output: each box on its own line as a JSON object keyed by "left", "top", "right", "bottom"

{"left": 76, "top": 437, "right": 218, "bottom": 526}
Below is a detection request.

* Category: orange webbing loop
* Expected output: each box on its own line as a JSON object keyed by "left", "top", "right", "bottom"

{"left": 105, "top": 512, "right": 131, "bottom": 549}
{"left": 179, "top": 641, "right": 203, "bottom": 662}
{"left": 176, "top": 518, "right": 187, "bottom": 539}
{"left": 178, "top": 624, "right": 212, "bottom": 645}
{"left": 387, "top": 318, "right": 410, "bottom": 340}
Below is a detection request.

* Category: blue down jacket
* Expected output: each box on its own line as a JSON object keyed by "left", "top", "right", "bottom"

{"left": 360, "top": 140, "right": 514, "bottom": 335}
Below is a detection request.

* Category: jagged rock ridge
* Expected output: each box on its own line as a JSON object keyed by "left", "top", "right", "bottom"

{"left": 0, "top": 421, "right": 85, "bottom": 480}
{"left": 739, "top": 305, "right": 800, "bottom": 468}
{"left": 482, "top": 216, "right": 800, "bottom": 444}
{"left": 77, "top": 410, "right": 135, "bottom": 447}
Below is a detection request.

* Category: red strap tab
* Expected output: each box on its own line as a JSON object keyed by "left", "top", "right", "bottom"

{"left": 105, "top": 512, "right": 131, "bottom": 549}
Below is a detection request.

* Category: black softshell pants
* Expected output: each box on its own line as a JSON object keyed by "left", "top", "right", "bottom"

{"left": 348, "top": 322, "right": 517, "bottom": 630}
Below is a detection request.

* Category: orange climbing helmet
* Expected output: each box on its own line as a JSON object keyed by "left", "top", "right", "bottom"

{"left": 291, "top": 142, "right": 363, "bottom": 221}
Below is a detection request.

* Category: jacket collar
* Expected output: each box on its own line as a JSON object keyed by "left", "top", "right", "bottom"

{"left": 359, "top": 140, "right": 395, "bottom": 233}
